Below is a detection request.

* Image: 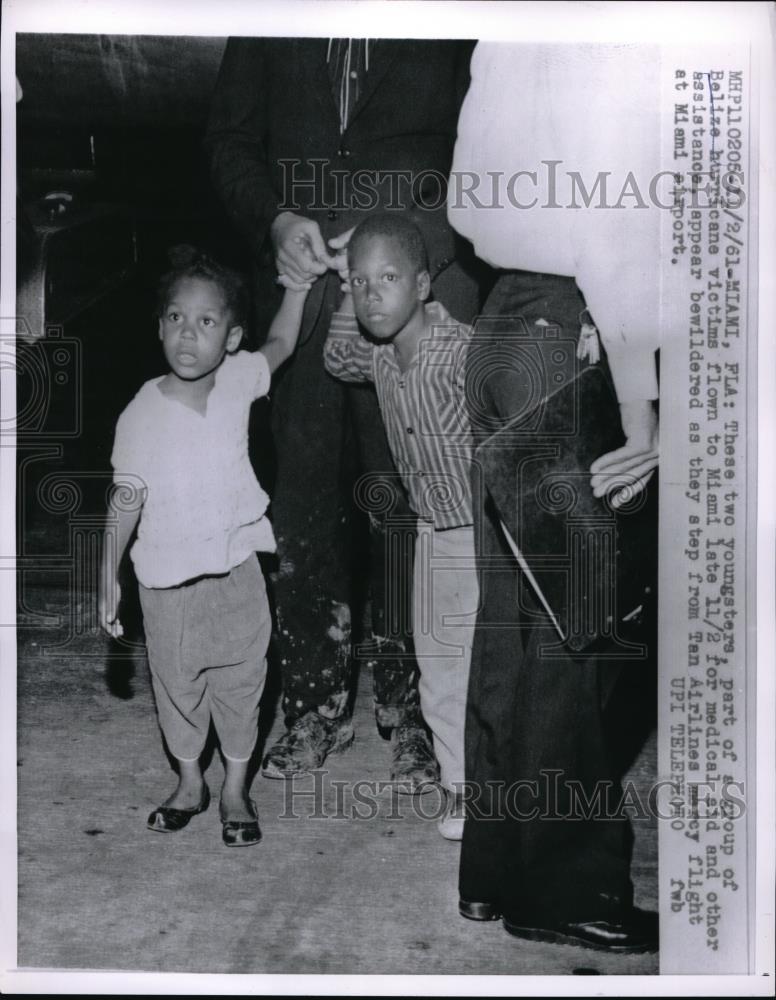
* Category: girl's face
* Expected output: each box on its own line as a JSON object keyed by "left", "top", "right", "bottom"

{"left": 158, "top": 276, "right": 242, "bottom": 382}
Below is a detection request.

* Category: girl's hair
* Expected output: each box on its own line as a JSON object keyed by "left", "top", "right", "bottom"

{"left": 156, "top": 244, "right": 249, "bottom": 331}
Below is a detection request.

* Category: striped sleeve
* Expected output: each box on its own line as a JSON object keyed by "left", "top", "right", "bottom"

{"left": 323, "top": 311, "right": 375, "bottom": 384}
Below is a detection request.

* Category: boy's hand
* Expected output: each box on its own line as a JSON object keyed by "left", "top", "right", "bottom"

{"left": 271, "top": 212, "right": 337, "bottom": 284}
{"left": 590, "top": 400, "right": 659, "bottom": 509}
{"left": 328, "top": 227, "right": 355, "bottom": 294}
{"left": 98, "top": 579, "right": 124, "bottom": 638}
{"left": 334, "top": 267, "right": 351, "bottom": 296}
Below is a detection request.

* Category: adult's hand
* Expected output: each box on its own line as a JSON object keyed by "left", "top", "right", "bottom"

{"left": 271, "top": 212, "right": 337, "bottom": 284}
{"left": 590, "top": 399, "right": 659, "bottom": 509}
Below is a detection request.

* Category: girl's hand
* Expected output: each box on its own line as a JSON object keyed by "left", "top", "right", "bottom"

{"left": 271, "top": 213, "right": 334, "bottom": 283}
{"left": 98, "top": 579, "right": 124, "bottom": 638}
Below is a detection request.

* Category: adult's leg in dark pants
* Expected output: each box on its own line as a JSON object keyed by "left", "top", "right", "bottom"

{"left": 270, "top": 320, "right": 355, "bottom": 721}
{"left": 460, "top": 509, "right": 633, "bottom": 924}
{"left": 349, "top": 383, "right": 418, "bottom": 726}
{"left": 348, "top": 382, "right": 439, "bottom": 788}
{"left": 460, "top": 269, "right": 654, "bottom": 944}
{"left": 260, "top": 288, "right": 360, "bottom": 778}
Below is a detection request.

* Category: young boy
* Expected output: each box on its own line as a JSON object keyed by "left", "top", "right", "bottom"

{"left": 98, "top": 246, "right": 310, "bottom": 846}
{"left": 323, "top": 214, "right": 477, "bottom": 840}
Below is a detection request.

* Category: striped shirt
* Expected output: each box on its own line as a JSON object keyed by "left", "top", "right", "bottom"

{"left": 325, "top": 301, "right": 475, "bottom": 529}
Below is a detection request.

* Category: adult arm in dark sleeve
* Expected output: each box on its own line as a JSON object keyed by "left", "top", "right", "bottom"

{"left": 454, "top": 40, "right": 477, "bottom": 110}
{"left": 204, "top": 37, "right": 279, "bottom": 256}
{"left": 205, "top": 37, "right": 334, "bottom": 283}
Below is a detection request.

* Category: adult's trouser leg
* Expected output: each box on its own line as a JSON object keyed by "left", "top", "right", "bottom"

{"left": 348, "top": 382, "right": 420, "bottom": 730}
{"left": 460, "top": 268, "right": 634, "bottom": 922}
{"left": 270, "top": 293, "right": 355, "bottom": 724}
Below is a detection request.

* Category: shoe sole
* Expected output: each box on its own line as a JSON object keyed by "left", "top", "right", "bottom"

{"left": 502, "top": 919, "right": 657, "bottom": 954}
{"left": 146, "top": 789, "right": 210, "bottom": 831}
{"left": 222, "top": 829, "right": 262, "bottom": 847}
{"left": 459, "top": 901, "right": 501, "bottom": 922}
{"left": 261, "top": 725, "right": 355, "bottom": 779}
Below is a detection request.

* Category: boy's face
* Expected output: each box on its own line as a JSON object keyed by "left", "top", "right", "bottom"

{"left": 348, "top": 235, "right": 429, "bottom": 340}
{"left": 158, "top": 276, "right": 242, "bottom": 382}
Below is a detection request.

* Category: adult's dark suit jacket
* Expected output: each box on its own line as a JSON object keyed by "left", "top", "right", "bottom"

{"left": 204, "top": 37, "right": 477, "bottom": 338}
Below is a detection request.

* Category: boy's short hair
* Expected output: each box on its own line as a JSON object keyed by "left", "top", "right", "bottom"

{"left": 156, "top": 245, "right": 249, "bottom": 330}
{"left": 348, "top": 214, "right": 429, "bottom": 273}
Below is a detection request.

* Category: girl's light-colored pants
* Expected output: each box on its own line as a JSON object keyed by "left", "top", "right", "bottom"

{"left": 412, "top": 522, "right": 479, "bottom": 791}
{"left": 139, "top": 554, "right": 271, "bottom": 762}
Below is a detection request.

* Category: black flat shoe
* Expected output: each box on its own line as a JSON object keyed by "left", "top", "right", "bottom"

{"left": 221, "top": 799, "right": 262, "bottom": 848}
{"left": 459, "top": 900, "right": 502, "bottom": 921}
{"left": 502, "top": 906, "right": 658, "bottom": 954}
{"left": 147, "top": 785, "right": 210, "bottom": 832}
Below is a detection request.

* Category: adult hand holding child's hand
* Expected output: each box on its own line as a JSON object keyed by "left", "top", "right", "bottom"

{"left": 271, "top": 212, "right": 337, "bottom": 285}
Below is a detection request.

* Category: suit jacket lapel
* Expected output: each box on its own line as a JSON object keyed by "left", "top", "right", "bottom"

{"left": 346, "top": 39, "right": 401, "bottom": 128}
{"left": 297, "top": 38, "right": 341, "bottom": 134}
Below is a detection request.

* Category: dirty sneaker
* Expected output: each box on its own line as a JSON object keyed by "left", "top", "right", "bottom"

{"left": 390, "top": 721, "right": 440, "bottom": 794}
{"left": 261, "top": 710, "right": 355, "bottom": 779}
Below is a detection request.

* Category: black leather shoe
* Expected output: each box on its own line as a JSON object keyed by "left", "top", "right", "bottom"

{"left": 503, "top": 907, "right": 658, "bottom": 953}
{"left": 459, "top": 900, "right": 501, "bottom": 922}
{"left": 147, "top": 785, "right": 210, "bottom": 832}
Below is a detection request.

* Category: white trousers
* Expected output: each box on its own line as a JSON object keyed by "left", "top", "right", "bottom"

{"left": 412, "top": 523, "right": 479, "bottom": 791}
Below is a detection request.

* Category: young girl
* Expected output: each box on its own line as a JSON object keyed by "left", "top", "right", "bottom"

{"left": 98, "top": 246, "right": 311, "bottom": 847}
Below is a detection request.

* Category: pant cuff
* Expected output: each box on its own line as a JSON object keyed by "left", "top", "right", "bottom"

{"left": 172, "top": 750, "right": 205, "bottom": 763}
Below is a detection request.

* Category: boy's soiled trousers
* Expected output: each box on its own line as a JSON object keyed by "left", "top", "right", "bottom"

{"left": 412, "top": 522, "right": 478, "bottom": 791}
{"left": 138, "top": 555, "right": 271, "bottom": 762}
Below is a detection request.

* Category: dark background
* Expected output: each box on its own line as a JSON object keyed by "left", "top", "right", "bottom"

{"left": 15, "top": 33, "right": 281, "bottom": 650}
{"left": 17, "top": 34, "right": 241, "bottom": 272}
{"left": 16, "top": 34, "right": 268, "bottom": 506}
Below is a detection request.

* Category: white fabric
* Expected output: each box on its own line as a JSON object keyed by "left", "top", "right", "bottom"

{"left": 448, "top": 42, "right": 661, "bottom": 402}
{"left": 112, "top": 350, "right": 276, "bottom": 588}
{"left": 413, "top": 523, "right": 478, "bottom": 791}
